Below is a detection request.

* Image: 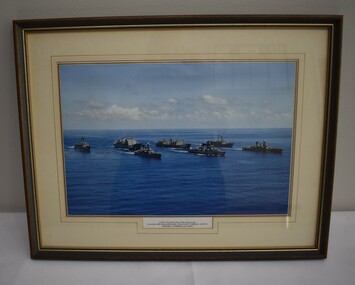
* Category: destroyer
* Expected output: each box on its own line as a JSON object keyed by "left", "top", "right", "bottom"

{"left": 204, "top": 134, "right": 233, "bottom": 148}
{"left": 242, "top": 140, "right": 283, "bottom": 153}
{"left": 188, "top": 144, "right": 225, "bottom": 157}
{"left": 74, "top": 136, "right": 91, "bottom": 153}
{"left": 156, "top": 138, "right": 191, "bottom": 150}
{"left": 114, "top": 137, "right": 142, "bottom": 151}
{"left": 134, "top": 144, "right": 161, "bottom": 159}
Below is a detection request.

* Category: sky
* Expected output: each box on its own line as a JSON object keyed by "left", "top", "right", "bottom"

{"left": 59, "top": 62, "right": 296, "bottom": 130}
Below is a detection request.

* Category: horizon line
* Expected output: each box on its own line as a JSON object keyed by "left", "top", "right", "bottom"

{"left": 63, "top": 127, "right": 292, "bottom": 131}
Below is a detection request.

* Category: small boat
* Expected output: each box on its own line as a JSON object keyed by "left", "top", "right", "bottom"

{"left": 204, "top": 134, "right": 233, "bottom": 148}
{"left": 74, "top": 136, "right": 91, "bottom": 153}
{"left": 242, "top": 140, "right": 283, "bottom": 153}
{"left": 188, "top": 144, "right": 225, "bottom": 157}
{"left": 156, "top": 138, "right": 191, "bottom": 149}
{"left": 114, "top": 137, "right": 142, "bottom": 151}
{"left": 134, "top": 144, "right": 161, "bottom": 159}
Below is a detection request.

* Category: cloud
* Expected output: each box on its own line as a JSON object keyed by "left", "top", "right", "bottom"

{"left": 263, "top": 108, "right": 273, "bottom": 115}
{"left": 168, "top": 97, "right": 178, "bottom": 103}
{"left": 86, "top": 100, "right": 104, "bottom": 110}
{"left": 202, "top": 95, "right": 227, "bottom": 105}
{"left": 212, "top": 111, "right": 222, "bottom": 119}
{"left": 143, "top": 109, "right": 169, "bottom": 120}
{"left": 68, "top": 102, "right": 173, "bottom": 121}
{"left": 185, "top": 110, "right": 204, "bottom": 120}
{"left": 225, "top": 107, "right": 245, "bottom": 120}
{"left": 105, "top": 105, "right": 142, "bottom": 120}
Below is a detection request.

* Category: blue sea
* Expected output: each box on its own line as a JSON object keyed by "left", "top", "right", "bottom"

{"left": 63, "top": 129, "right": 292, "bottom": 216}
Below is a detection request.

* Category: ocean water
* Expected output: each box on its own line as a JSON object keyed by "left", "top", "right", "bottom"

{"left": 63, "top": 128, "right": 292, "bottom": 216}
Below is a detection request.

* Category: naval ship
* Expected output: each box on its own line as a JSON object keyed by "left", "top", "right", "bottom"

{"left": 188, "top": 144, "right": 225, "bottom": 157}
{"left": 74, "top": 136, "right": 91, "bottom": 153}
{"left": 204, "top": 134, "right": 233, "bottom": 148}
{"left": 156, "top": 138, "right": 191, "bottom": 150}
{"left": 114, "top": 137, "right": 142, "bottom": 151}
{"left": 242, "top": 140, "right": 283, "bottom": 153}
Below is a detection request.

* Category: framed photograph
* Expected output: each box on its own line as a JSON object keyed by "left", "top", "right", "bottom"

{"left": 13, "top": 15, "right": 342, "bottom": 260}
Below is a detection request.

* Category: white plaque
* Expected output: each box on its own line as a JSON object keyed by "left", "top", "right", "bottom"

{"left": 143, "top": 217, "right": 213, "bottom": 229}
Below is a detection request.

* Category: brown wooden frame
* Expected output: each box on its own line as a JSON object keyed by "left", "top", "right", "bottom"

{"left": 13, "top": 15, "right": 342, "bottom": 261}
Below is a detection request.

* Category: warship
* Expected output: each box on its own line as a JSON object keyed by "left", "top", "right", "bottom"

{"left": 242, "top": 140, "right": 283, "bottom": 153}
{"left": 74, "top": 136, "right": 91, "bottom": 153}
{"left": 114, "top": 137, "right": 142, "bottom": 151}
{"left": 204, "top": 134, "right": 233, "bottom": 148}
{"left": 188, "top": 144, "right": 225, "bottom": 157}
{"left": 156, "top": 138, "right": 191, "bottom": 150}
{"left": 134, "top": 144, "right": 161, "bottom": 159}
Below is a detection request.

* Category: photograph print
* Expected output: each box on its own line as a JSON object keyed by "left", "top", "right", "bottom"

{"left": 59, "top": 61, "right": 296, "bottom": 216}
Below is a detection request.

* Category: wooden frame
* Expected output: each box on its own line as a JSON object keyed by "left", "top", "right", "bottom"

{"left": 13, "top": 15, "right": 342, "bottom": 260}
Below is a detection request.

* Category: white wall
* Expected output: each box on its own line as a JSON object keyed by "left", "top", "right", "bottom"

{"left": 1, "top": 0, "right": 354, "bottom": 211}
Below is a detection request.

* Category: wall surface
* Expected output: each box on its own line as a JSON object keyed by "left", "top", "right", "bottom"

{"left": 0, "top": 0, "right": 354, "bottom": 212}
